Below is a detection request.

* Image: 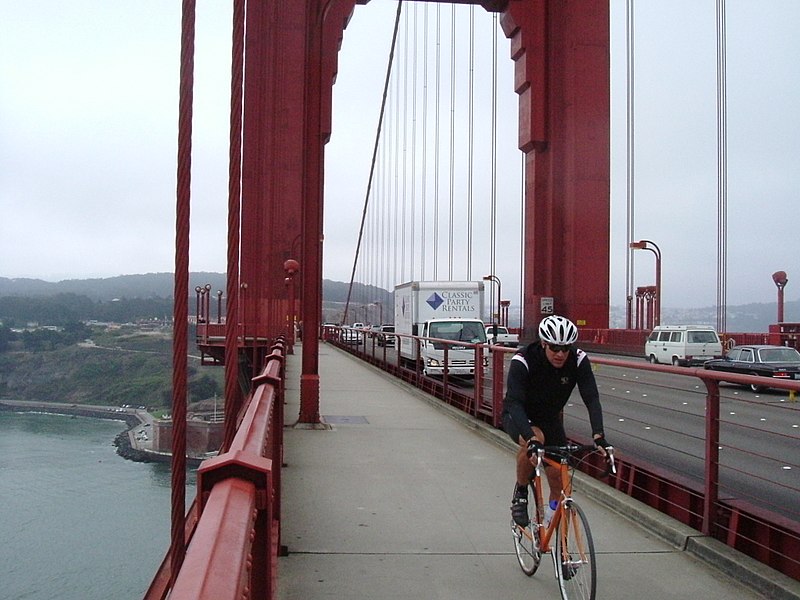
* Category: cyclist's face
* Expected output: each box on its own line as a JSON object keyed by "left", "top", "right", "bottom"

{"left": 543, "top": 342, "right": 570, "bottom": 368}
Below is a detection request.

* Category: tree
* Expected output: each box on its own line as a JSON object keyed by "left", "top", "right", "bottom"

{"left": 189, "top": 374, "right": 221, "bottom": 403}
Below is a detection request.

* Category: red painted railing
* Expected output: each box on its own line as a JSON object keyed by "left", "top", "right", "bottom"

{"left": 144, "top": 342, "right": 285, "bottom": 600}
{"left": 327, "top": 326, "right": 800, "bottom": 582}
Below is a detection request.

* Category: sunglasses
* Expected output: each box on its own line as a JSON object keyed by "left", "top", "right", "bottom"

{"left": 547, "top": 343, "right": 572, "bottom": 354}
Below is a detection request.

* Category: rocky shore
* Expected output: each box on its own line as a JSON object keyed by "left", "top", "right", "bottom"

{"left": 0, "top": 399, "right": 203, "bottom": 467}
{"left": 1, "top": 399, "right": 148, "bottom": 461}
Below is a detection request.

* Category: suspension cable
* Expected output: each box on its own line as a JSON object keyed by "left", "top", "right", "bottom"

{"left": 410, "top": 3, "right": 418, "bottom": 281}
{"left": 342, "top": 1, "right": 404, "bottom": 324}
{"left": 716, "top": 0, "right": 728, "bottom": 333}
{"left": 171, "top": 0, "right": 195, "bottom": 583}
{"left": 433, "top": 5, "right": 442, "bottom": 279}
{"left": 420, "top": 4, "right": 429, "bottom": 279}
{"left": 625, "top": 0, "right": 635, "bottom": 327}
{"left": 519, "top": 150, "right": 525, "bottom": 328}
{"left": 448, "top": 5, "right": 456, "bottom": 279}
{"left": 223, "top": 0, "right": 244, "bottom": 449}
{"left": 489, "top": 12, "right": 498, "bottom": 303}
{"left": 401, "top": 8, "right": 409, "bottom": 284}
{"left": 466, "top": 6, "right": 475, "bottom": 279}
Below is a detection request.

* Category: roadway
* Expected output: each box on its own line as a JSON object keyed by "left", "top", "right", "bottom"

{"left": 351, "top": 338, "right": 800, "bottom": 518}
{"left": 277, "top": 342, "right": 800, "bottom": 599}
{"left": 566, "top": 360, "right": 800, "bottom": 518}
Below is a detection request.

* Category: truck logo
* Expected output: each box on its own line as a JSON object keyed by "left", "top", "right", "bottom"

{"left": 426, "top": 292, "right": 444, "bottom": 310}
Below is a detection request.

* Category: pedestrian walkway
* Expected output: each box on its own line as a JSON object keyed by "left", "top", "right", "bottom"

{"left": 277, "top": 343, "right": 800, "bottom": 600}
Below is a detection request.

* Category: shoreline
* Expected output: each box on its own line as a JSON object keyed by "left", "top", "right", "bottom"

{"left": 0, "top": 399, "right": 203, "bottom": 467}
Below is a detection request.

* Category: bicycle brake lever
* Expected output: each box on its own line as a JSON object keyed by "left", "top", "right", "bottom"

{"left": 534, "top": 448, "right": 545, "bottom": 477}
{"left": 604, "top": 447, "right": 617, "bottom": 476}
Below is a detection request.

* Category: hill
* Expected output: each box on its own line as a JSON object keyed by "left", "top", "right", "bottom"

{"left": 0, "top": 273, "right": 390, "bottom": 304}
{"left": 1, "top": 273, "right": 797, "bottom": 332}
{"left": 0, "top": 327, "right": 222, "bottom": 408}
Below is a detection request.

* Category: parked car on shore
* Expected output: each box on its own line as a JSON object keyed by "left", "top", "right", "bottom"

{"left": 703, "top": 344, "right": 800, "bottom": 392}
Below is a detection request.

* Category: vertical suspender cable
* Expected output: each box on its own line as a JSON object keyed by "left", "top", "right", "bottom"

{"left": 448, "top": 6, "right": 456, "bottom": 279}
{"left": 433, "top": 5, "right": 441, "bottom": 279}
{"left": 489, "top": 13, "right": 498, "bottom": 304}
{"left": 466, "top": 7, "right": 475, "bottom": 279}
{"left": 519, "top": 150, "right": 525, "bottom": 327}
{"left": 716, "top": 0, "right": 728, "bottom": 334}
{"left": 343, "top": 1, "right": 404, "bottom": 321}
{"left": 223, "top": 0, "right": 244, "bottom": 450}
{"left": 420, "top": 4, "right": 429, "bottom": 279}
{"left": 401, "top": 9, "right": 409, "bottom": 284}
{"left": 625, "top": 0, "right": 636, "bottom": 328}
{"left": 409, "top": 4, "right": 418, "bottom": 282}
{"left": 171, "top": 0, "right": 194, "bottom": 584}
{"left": 378, "top": 133, "right": 385, "bottom": 293}
{"left": 392, "top": 49, "right": 399, "bottom": 291}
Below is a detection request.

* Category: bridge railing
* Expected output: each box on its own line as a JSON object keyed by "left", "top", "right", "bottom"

{"left": 147, "top": 342, "right": 285, "bottom": 600}
{"left": 326, "top": 326, "right": 800, "bottom": 582}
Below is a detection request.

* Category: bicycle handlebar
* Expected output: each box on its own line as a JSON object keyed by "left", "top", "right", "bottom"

{"left": 533, "top": 443, "right": 617, "bottom": 477}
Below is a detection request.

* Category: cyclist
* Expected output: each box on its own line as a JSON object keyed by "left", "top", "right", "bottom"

{"left": 502, "top": 315, "right": 611, "bottom": 527}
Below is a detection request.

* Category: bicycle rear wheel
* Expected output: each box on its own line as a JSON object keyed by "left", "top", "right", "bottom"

{"left": 554, "top": 500, "right": 596, "bottom": 600}
{"left": 510, "top": 486, "right": 541, "bottom": 575}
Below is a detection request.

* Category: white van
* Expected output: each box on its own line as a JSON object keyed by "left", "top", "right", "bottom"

{"left": 645, "top": 325, "right": 723, "bottom": 366}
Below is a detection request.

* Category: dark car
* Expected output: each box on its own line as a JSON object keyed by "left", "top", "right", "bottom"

{"left": 703, "top": 345, "right": 800, "bottom": 392}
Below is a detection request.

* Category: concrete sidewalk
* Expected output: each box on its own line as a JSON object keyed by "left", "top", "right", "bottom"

{"left": 277, "top": 343, "right": 799, "bottom": 600}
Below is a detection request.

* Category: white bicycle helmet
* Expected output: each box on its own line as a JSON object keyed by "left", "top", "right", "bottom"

{"left": 538, "top": 315, "right": 578, "bottom": 345}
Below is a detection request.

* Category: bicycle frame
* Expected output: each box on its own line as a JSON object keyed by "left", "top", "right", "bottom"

{"left": 518, "top": 444, "right": 614, "bottom": 552}
{"left": 531, "top": 452, "right": 574, "bottom": 553}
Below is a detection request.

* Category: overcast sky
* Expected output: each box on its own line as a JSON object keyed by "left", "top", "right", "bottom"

{"left": 1, "top": 1, "right": 798, "bottom": 310}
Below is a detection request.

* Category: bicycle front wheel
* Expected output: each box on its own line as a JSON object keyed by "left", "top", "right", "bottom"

{"left": 554, "top": 500, "right": 596, "bottom": 600}
{"left": 511, "top": 518, "right": 541, "bottom": 576}
{"left": 510, "top": 485, "right": 541, "bottom": 576}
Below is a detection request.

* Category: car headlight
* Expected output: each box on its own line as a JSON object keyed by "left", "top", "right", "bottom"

{"left": 427, "top": 358, "right": 441, "bottom": 367}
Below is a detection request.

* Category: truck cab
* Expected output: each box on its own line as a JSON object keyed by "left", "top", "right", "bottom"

{"left": 416, "top": 317, "right": 487, "bottom": 376}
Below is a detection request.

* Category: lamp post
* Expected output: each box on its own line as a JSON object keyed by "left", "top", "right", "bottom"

{"left": 500, "top": 300, "right": 511, "bottom": 328}
{"left": 203, "top": 284, "right": 212, "bottom": 323}
{"left": 194, "top": 286, "right": 202, "bottom": 323}
{"left": 216, "top": 290, "right": 223, "bottom": 324}
{"left": 772, "top": 271, "right": 788, "bottom": 323}
{"left": 284, "top": 259, "right": 300, "bottom": 354}
{"left": 629, "top": 240, "right": 662, "bottom": 327}
{"left": 372, "top": 301, "right": 383, "bottom": 326}
{"left": 483, "top": 275, "right": 501, "bottom": 343}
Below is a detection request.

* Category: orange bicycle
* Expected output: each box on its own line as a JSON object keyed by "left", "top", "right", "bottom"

{"left": 511, "top": 442, "right": 616, "bottom": 600}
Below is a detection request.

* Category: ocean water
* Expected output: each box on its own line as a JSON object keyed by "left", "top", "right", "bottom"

{"left": 0, "top": 411, "right": 196, "bottom": 600}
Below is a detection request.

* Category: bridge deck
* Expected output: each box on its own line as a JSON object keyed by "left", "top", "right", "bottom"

{"left": 277, "top": 343, "right": 786, "bottom": 599}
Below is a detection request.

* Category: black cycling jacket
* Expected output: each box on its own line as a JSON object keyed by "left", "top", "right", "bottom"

{"left": 502, "top": 342, "right": 604, "bottom": 442}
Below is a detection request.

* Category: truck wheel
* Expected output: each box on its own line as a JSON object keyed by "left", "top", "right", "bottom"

{"left": 672, "top": 357, "right": 682, "bottom": 367}
{"left": 648, "top": 355, "right": 658, "bottom": 364}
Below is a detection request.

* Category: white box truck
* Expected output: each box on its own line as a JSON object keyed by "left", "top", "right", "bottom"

{"left": 394, "top": 281, "right": 487, "bottom": 376}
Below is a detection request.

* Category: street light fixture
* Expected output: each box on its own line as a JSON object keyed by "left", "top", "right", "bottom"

{"left": 483, "top": 275, "right": 501, "bottom": 343}
{"left": 629, "top": 240, "right": 662, "bottom": 327}
{"left": 371, "top": 301, "right": 383, "bottom": 326}
{"left": 772, "top": 271, "right": 788, "bottom": 323}
{"left": 283, "top": 259, "right": 300, "bottom": 354}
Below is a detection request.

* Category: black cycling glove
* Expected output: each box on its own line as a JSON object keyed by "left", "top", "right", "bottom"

{"left": 526, "top": 438, "right": 545, "bottom": 458}
{"left": 594, "top": 435, "right": 611, "bottom": 450}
